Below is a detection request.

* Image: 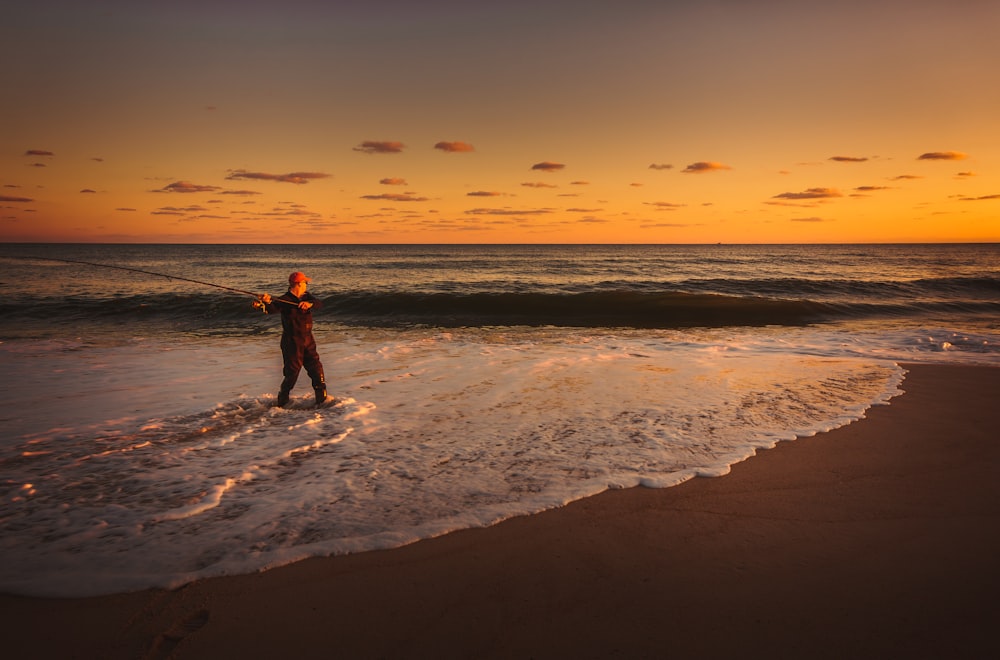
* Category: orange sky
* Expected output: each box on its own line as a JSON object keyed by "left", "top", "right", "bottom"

{"left": 2, "top": 0, "right": 998, "bottom": 243}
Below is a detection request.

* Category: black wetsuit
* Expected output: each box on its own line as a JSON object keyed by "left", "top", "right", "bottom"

{"left": 263, "top": 291, "right": 325, "bottom": 400}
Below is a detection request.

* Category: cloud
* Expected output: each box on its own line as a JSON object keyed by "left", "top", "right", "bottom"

{"left": 957, "top": 172, "right": 976, "bottom": 177}
{"left": 434, "top": 141, "right": 475, "bottom": 153}
{"left": 648, "top": 163, "right": 674, "bottom": 170}
{"left": 219, "top": 189, "right": 262, "bottom": 196}
{"left": 467, "top": 191, "right": 502, "bottom": 197}
{"left": 959, "top": 194, "right": 1000, "bottom": 201}
{"left": 156, "top": 205, "right": 208, "bottom": 213}
{"left": 853, "top": 186, "right": 891, "bottom": 192}
{"left": 259, "top": 205, "right": 323, "bottom": 218}
{"left": 917, "top": 151, "right": 967, "bottom": 161}
{"left": 380, "top": 178, "right": 408, "bottom": 186}
{"left": 116, "top": 207, "right": 137, "bottom": 212}
{"left": 91, "top": 157, "right": 104, "bottom": 163}
{"left": 570, "top": 181, "right": 590, "bottom": 185}
{"left": 644, "top": 201, "right": 686, "bottom": 210}
{"left": 0, "top": 194, "right": 34, "bottom": 202}
{"left": 226, "top": 170, "right": 330, "bottom": 184}
{"left": 791, "top": 217, "right": 828, "bottom": 222}
{"left": 360, "top": 192, "right": 429, "bottom": 202}
{"left": 24, "top": 150, "right": 53, "bottom": 157}
{"left": 465, "top": 207, "right": 553, "bottom": 216}
{"left": 521, "top": 182, "right": 558, "bottom": 188}
{"left": 80, "top": 189, "right": 97, "bottom": 193}
{"left": 531, "top": 161, "right": 565, "bottom": 172}
{"left": 829, "top": 156, "right": 869, "bottom": 163}
{"left": 354, "top": 140, "right": 405, "bottom": 154}
{"left": 155, "top": 181, "right": 222, "bottom": 193}
{"left": 890, "top": 174, "right": 923, "bottom": 181}
{"left": 772, "top": 187, "right": 842, "bottom": 200}
{"left": 682, "top": 161, "right": 732, "bottom": 174}
{"left": 640, "top": 222, "right": 691, "bottom": 229}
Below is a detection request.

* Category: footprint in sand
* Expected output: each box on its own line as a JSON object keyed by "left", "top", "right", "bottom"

{"left": 147, "top": 609, "right": 210, "bottom": 659}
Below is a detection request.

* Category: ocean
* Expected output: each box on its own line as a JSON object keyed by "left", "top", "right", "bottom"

{"left": 1, "top": 243, "right": 998, "bottom": 597}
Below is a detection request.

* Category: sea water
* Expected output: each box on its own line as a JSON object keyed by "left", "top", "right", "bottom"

{"left": 0, "top": 244, "right": 997, "bottom": 596}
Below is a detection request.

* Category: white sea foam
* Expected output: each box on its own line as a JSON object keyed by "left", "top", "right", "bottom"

{"left": 0, "top": 321, "right": 988, "bottom": 597}
{"left": 15, "top": 318, "right": 995, "bottom": 596}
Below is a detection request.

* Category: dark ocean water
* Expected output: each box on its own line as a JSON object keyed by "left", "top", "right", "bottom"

{"left": 1, "top": 243, "right": 997, "bottom": 337}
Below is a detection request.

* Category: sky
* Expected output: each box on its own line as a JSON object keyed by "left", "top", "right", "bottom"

{"left": 2, "top": 0, "right": 999, "bottom": 244}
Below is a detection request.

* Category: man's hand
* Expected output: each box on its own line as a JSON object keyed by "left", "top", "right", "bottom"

{"left": 298, "top": 301, "right": 313, "bottom": 310}
{"left": 260, "top": 294, "right": 272, "bottom": 304}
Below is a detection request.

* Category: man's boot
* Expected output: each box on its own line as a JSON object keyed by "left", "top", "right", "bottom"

{"left": 276, "top": 388, "right": 291, "bottom": 407}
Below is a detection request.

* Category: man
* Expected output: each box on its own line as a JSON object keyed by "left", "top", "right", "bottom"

{"left": 255, "top": 271, "right": 327, "bottom": 407}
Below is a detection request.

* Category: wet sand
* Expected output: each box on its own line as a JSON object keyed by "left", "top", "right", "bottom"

{"left": 2, "top": 363, "right": 998, "bottom": 659}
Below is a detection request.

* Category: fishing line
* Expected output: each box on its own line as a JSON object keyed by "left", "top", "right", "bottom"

{"left": 2, "top": 254, "right": 297, "bottom": 307}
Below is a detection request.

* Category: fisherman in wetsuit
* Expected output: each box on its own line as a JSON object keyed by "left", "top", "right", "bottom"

{"left": 255, "top": 271, "right": 327, "bottom": 407}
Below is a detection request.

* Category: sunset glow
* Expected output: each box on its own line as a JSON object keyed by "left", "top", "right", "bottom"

{"left": 2, "top": 0, "right": 998, "bottom": 244}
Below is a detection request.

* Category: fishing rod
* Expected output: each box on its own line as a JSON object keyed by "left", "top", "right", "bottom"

{"left": 3, "top": 254, "right": 298, "bottom": 308}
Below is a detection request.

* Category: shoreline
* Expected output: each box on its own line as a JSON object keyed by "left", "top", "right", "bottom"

{"left": 2, "top": 363, "right": 998, "bottom": 659}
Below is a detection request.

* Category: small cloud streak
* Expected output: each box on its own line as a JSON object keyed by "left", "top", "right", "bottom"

{"left": 959, "top": 194, "right": 1000, "bottom": 201}
{"left": 467, "top": 191, "right": 502, "bottom": 197}
{"left": 354, "top": 140, "right": 405, "bottom": 154}
{"left": 917, "top": 151, "right": 967, "bottom": 161}
{"left": 226, "top": 170, "right": 330, "bottom": 184}
{"left": 0, "top": 194, "right": 34, "bottom": 202}
{"left": 521, "top": 182, "right": 558, "bottom": 188}
{"left": 531, "top": 161, "right": 565, "bottom": 172}
{"left": 434, "top": 141, "right": 475, "bottom": 153}
{"left": 773, "top": 187, "right": 842, "bottom": 200}
{"left": 380, "top": 178, "right": 408, "bottom": 186}
{"left": 156, "top": 181, "right": 222, "bottom": 193}
{"left": 791, "top": 217, "right": 828, "bottom": 222}
{"left": 640, "top": 222, "right": 691, "bottom": 229}
{"left": 682, "top": 161, "right": 732, "bottom": 174}
{"left": 80, "top": 189, "right": 97, "bottom": 194}
{"left": 644, "top": 201, "right": 686, "bottom": 210}
{"left": 829, "top": 156, "right": 869, "bottom": 163}
{"left": 24, "top": 150, "right": 54, "bottom": 157}
{"left": 466, "top": 207, "right": 552, "bottom": 216}
{"left": 648, "top": 163, "right": 674, "bottom": 170}
{"left": 360, "top": 192, "right": 429, "bottom": 202}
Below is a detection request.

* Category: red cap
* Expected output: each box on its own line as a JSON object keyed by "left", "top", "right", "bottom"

{"left": 288, "top": 271, "right": 311, "bottom": 284}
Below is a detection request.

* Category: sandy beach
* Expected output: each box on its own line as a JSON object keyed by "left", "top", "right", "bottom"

{"left": 2, "top": 362, "right": 998, "bottom": 659}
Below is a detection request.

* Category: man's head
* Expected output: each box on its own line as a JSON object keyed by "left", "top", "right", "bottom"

{"left": 288, "top": 271, "right": 311, "bottom": 296}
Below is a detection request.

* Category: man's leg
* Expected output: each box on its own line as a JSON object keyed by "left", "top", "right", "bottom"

{"left": 278, "top": 340, "right": 304, "bottom": 407}
{"left": 302, "top": 337, "right": 327, "bottom": 405}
